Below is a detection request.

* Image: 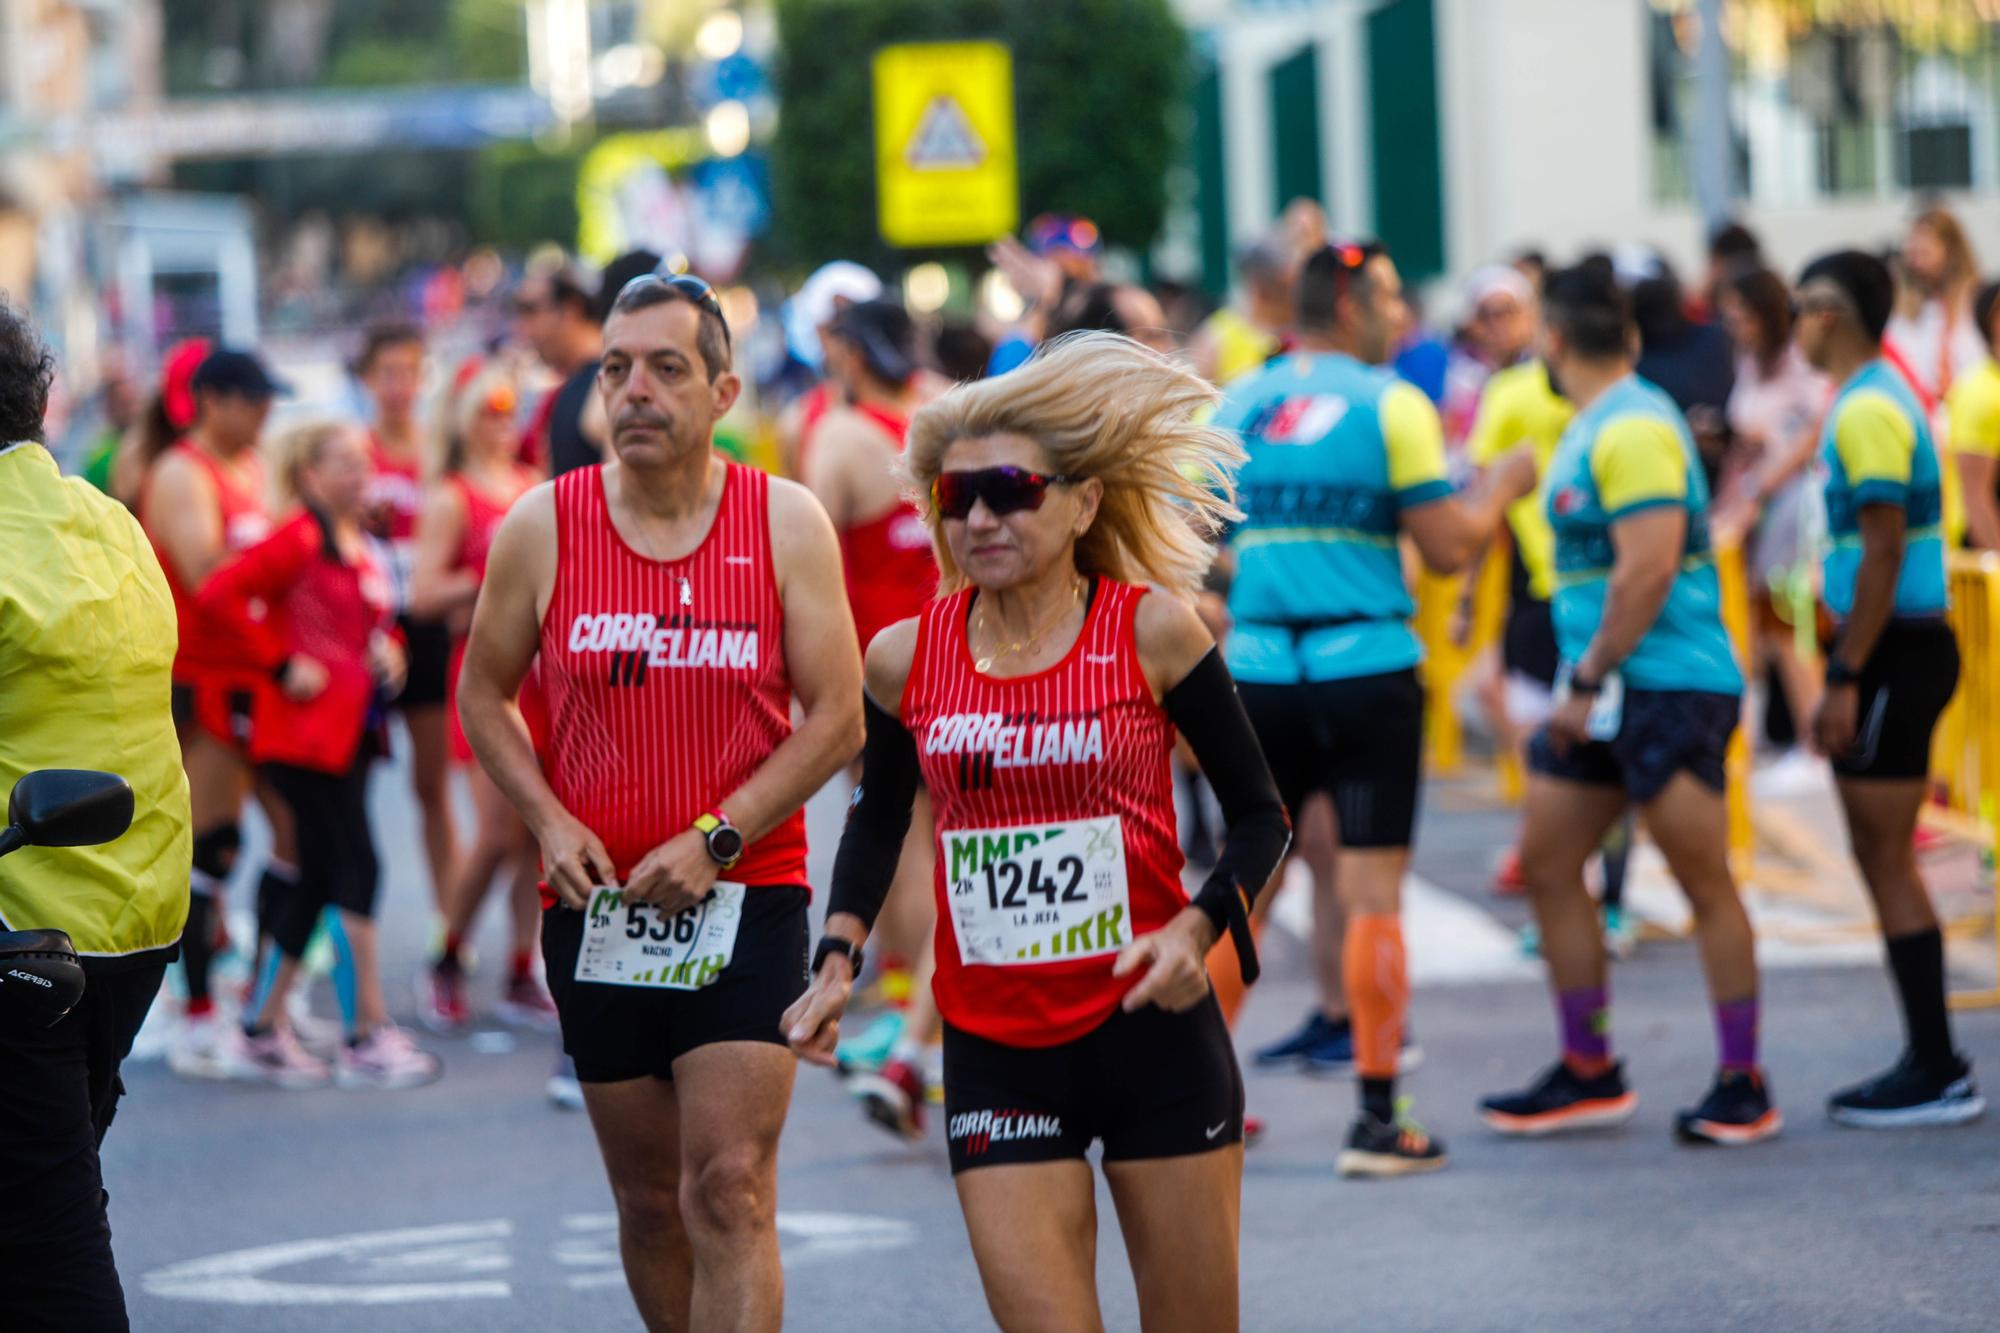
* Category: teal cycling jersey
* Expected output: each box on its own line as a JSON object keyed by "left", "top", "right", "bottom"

{"left": 1218, "top": 352, "right": 1453, "bottom": 685}
{"left": 1818, "top": 359, "right": 1948, "bottom": 620}
{"left": 1544, "top": 375, "right": 1742, "bottom": 695}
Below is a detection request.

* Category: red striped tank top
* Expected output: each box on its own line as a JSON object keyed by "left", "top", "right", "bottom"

{"left": 905, "top": 579, "right": 1185, "bottom": 1047}
{"left": 838, "top": 404, "right": 937, "bottom": 650}
{"left": 537, "top": 462, "right": 807, "bottom": 890}
{"left": 149, "top": 441, "right": 273, "bottom": 681}
{"left": 365, "top": 433, "right": 425, "bottom": 545}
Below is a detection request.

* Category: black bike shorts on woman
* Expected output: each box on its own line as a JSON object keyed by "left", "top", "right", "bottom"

{"left": 942, "top": 993, "right": 1244, "bottom": 1175}
{"left": 542, "top": 885, "right": 809, "bottom": 1083}
{"left": 1832, "top": 619, "right": 1961, "bottom": 780}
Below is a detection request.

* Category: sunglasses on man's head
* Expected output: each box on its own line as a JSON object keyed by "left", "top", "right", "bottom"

{"left": 616, "top": 271, "right": 733, "bottom": 350}
{"left": 932, "top": 466, "right": 1084, "bottom": 520}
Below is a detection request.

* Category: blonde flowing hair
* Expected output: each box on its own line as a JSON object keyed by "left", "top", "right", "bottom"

{"left": 903, "top": 331, "right": 1244, "bottom": 597}
{"left": 269, "top": 419, "right": 355, "bottom": 509}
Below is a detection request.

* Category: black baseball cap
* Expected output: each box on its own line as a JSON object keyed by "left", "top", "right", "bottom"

{"left": 831, "top": 299, "right": 917, "bottom": 385}
{"left": 190, "top": 348, "right": 292, "bottom": 401}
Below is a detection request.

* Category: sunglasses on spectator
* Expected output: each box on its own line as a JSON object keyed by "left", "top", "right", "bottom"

{"left": 615, "top": 271, "right": 733, "bottom": 350}
{"left": 932, "top": 466, "right": 1084, "bottom": 520}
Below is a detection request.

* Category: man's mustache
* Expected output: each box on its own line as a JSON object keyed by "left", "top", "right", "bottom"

{"left": 615, "top": 406, "right": 673, "bottom": 433}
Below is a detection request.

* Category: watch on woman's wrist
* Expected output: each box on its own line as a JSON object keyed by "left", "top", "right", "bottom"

{"left": 813, "top": 936, "right": 863, "bottom": 980}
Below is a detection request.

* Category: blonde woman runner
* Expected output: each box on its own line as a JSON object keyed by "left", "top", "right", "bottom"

{"left": 786, "top": 332, "right": 1291, "bottom": 1331}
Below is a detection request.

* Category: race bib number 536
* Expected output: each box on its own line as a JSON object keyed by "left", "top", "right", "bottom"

{"left": 575, "top": 883, "right": 745, "bottom": 989}
{"left": 944, "top": 816, "right": 1130, "bottom": 967}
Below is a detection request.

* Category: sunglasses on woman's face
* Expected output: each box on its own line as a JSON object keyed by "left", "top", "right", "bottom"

{"left": 932, "top": 466, "right": 1084, "bottom": 520}
{"left": 482, "top": 384, "right": 517, "bottom": 417}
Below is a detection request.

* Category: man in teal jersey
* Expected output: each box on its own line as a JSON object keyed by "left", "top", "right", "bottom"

{"left": 1220, "top": 241, "right": 1535, "bottom": 1177}
{"left": 1479, "top": 263, "right": 1780, "bottom": 1148}
{"left": 1795, "top": 249, "right": 1981, "bottom": 1129}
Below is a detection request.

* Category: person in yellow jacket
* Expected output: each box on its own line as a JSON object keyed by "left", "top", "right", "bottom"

{"left": 1946, "top": 280, "right": 2000, "bottom": 551}
{"left": 0, "top": 304, "right": 190, "bottom": 1329}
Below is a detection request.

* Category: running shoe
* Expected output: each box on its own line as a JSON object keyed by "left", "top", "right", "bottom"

{"left": 1827, "top": 1052, "right": 1984, "bottom": 1129}
{"left": 337, "top": 1025, "right": 443, "bottom": 1091}
{"left": 498, "top": 974, "right": 561, "bottom": 1033}
{"left": 1480, "top": 1060, "right": 1638, "bottom": 1136}
{"left": 1243, "top": 1113, "right": 1265, "bottom": 1148}
{"left": 1492, "top": 848, "right": 1528, "bottom": 896}
{"left": 848, "top": 1056, "right": 926, "bottom": 1140}
{"left": 1252, "top": 1011, "right": 1340, "bottom": 1067}
{"left": 548, "top": 1053, "right": 585, "bottom": 1111}
{"left": 228, "top": 1026, "right": 334, "bottom": 1090}
{"left": 1336, "top": 1105, "right": 1447, "bottom": 1178}
{"left": 1517, "top": 923, "right": 1542, "bottom": 958}
{"left": 1601, "top": 904, "right": 1639, "bottom": 960}
{"left": 1301, "top": 1022, "right": 1423, "bottom": 1077}
{"left": 420, "top": 959, "right": 472, "bottom": 1035}
{"left": 287, "top": 994, "right": 346, "bottom": 1059}
{"left": 167, "top": 1012, "right": 232, "bottom": 1080}
{"left": 835, "top": 1009, "right": 905, "bottom": 1074}
{"left": 1675, "top": 1068, "right": 1782, "bottom": 1146}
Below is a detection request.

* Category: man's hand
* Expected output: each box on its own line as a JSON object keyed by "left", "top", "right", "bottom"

{"left": 1545, "top": 688, "right": 1594, "bottom": 756}
{"left": 623, "top": 827, "right": 721, "bottom": 913}
{"left": 1488, "top": 445, "right": 1540, "bottom": 503}
{"left": 280, "top": 655, "right": 330, "bottom": 702}
{"left": 1112, "top": 908, "right": 1218, "bottom": 1014}
{"left": 534, "top": 810, "right": 618, "bottom": 910}
{"left": 782, "top": 954, "right": 854, "bottom": 1068}
{"left": 1812, "top": 682, "right": 1860, "bottom": 759}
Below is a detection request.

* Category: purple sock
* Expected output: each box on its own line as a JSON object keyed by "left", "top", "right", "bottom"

{"left": 1716, "top": 997, "right": 1759, "bottom": 1071}
{"left": 1557, "top": 987, "right": 1610, "bottom": 1063}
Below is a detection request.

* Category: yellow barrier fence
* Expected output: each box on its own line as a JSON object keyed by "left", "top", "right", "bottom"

{"left": 1413, "top": 546, "right": 1510, "bottom": 780}
{"left": 1936, "top": 552, "right": 2000, "bottom": 1008}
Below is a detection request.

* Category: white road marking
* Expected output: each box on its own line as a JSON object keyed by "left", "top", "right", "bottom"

{"left": 143, "top": 1212, "right": 918, "bottom": 1305}
{"left": 1268, "top": 862, "right": 1538, "bottom": 984}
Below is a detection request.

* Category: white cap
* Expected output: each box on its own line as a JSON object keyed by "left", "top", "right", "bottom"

{"left": 1463, "top": 264, "right": 1533, "bottom": 311}
{"left": 786, "top": 262, "right": 884, "bottom": 369}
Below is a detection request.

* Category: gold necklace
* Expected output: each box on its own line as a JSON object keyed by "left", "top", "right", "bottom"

{"left": 973, "top": 577, "right": 1084, "bottom": 673}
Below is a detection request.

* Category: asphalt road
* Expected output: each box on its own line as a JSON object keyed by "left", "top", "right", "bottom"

{"left": 105, "top": 747, "right": 2000, "bottom": 1331}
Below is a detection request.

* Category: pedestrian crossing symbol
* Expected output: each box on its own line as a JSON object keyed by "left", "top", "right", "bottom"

{"left": 905, "top": 96, "right": 985, "bottom": 170}
{"left": 874, "top": 41, "right": 1018, "bottom": 247}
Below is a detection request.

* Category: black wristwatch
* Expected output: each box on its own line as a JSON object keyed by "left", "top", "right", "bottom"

{"left": 813, "top": 936, "right": 864, "bottom": 979}
{"left": 692, "top": 811, "right": 745, "bottom": 869}
{"left": 1569, "top": 669, "right": 1604, "bottom": 696}
{"left": 1826, "top": 657, "right": 1860, "bottom": 688}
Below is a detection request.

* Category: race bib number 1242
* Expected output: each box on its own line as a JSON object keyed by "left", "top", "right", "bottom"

{"left": 943, "top": 816, "right": 1130, "bottom": 967}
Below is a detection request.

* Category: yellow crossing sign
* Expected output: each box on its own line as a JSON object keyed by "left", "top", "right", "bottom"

{"left": 873, "top": 41, "right": 1018, "bottom": 248}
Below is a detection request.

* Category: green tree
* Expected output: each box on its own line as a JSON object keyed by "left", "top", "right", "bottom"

{"left": 770, "top": 0, "right": 1187, "bottom": 270}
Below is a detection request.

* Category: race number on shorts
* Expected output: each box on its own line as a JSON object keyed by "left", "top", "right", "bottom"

{"left": 943, "top": 816, "right": 1131, "bottom": 967}
{"left": 575, "top": 883, "right": 745, "bottom": 989}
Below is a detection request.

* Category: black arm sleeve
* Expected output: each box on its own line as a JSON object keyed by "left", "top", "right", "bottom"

{"left": 1164, "top": 648, "right": 1291, "bottom": 985}
{"left": 826, "top": 694, "right": 921, "bottom": 933}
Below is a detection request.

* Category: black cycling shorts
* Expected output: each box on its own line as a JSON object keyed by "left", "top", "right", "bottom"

{"left": 1529, "top": 687, "right": 1738, "bottom": 804}
{"left": 943, "top": 994, "right": 1243, "bottom": 1175}
{"left": 1833, "top": 619, "right": 1961, "bottom": 781}
{"left": 396, "top": 614, "right": 454, "bottom": 711}
{"left": 1239, "top": 669, "right": 1423, "bottom": 848}
{"left": 1503, "top": 595, "right": 1561, "bottom": 689}
{"left": 541, "top": 885, "right": 809, "bottom": 1083}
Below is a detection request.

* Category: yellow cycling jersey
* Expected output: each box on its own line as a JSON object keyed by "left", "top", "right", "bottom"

{"left": 0, "top": 442, "right": 189, "bottom": 962}
{"left": 1465, "top": 360, "right": 1574, "bottom": 600}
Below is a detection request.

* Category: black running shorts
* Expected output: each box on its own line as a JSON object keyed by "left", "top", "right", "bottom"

{"left": 942, "top": 994, "right": 1244, "bottom": 1175}
{"left": 1238, "top": 669, "right": 1424, "bottom": 848}
{"left": 541, "top": 885, "right": 809, "bottom": 1082}
{"left": 1832, "top": 619, "right": 1960, "bottom": 781}
{"left": 1529, "top": 687, "right": 1739, "bottom": 803}
{"left": 395, "top": 614, "right": 454, "bottom": 711}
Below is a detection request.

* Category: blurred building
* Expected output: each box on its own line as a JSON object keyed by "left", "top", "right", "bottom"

{"left": 1178, "top": 0, "right": 2000, "bottom": 290}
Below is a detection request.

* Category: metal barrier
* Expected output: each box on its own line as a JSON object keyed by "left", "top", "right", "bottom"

{"left": 1937, "top": 551, "right": 2000, "bottom": 1009}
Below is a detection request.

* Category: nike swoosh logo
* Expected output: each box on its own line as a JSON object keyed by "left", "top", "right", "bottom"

{"left": 1205, "top": 1121, "right": 1227, "bottom": 1140}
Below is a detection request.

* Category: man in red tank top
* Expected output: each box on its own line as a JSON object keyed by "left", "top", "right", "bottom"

{"left": 458, "top": 273, "right": 862, "bottom": 1332}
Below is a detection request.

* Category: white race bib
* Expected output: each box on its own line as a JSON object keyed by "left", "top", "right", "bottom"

{"left": 942, "top": 816, "right": 1131, "bottom": 967}
{"left": 575, "top": 883, "right": 745, "bottom": 989}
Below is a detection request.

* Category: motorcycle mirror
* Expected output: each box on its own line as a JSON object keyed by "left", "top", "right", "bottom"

{"left": 6, "top": 770, "right": 134, "bottom": 849}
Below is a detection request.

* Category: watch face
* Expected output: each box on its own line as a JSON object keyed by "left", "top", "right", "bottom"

{"left": 709, "top": 825, "right": 746, "bottom": 863}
